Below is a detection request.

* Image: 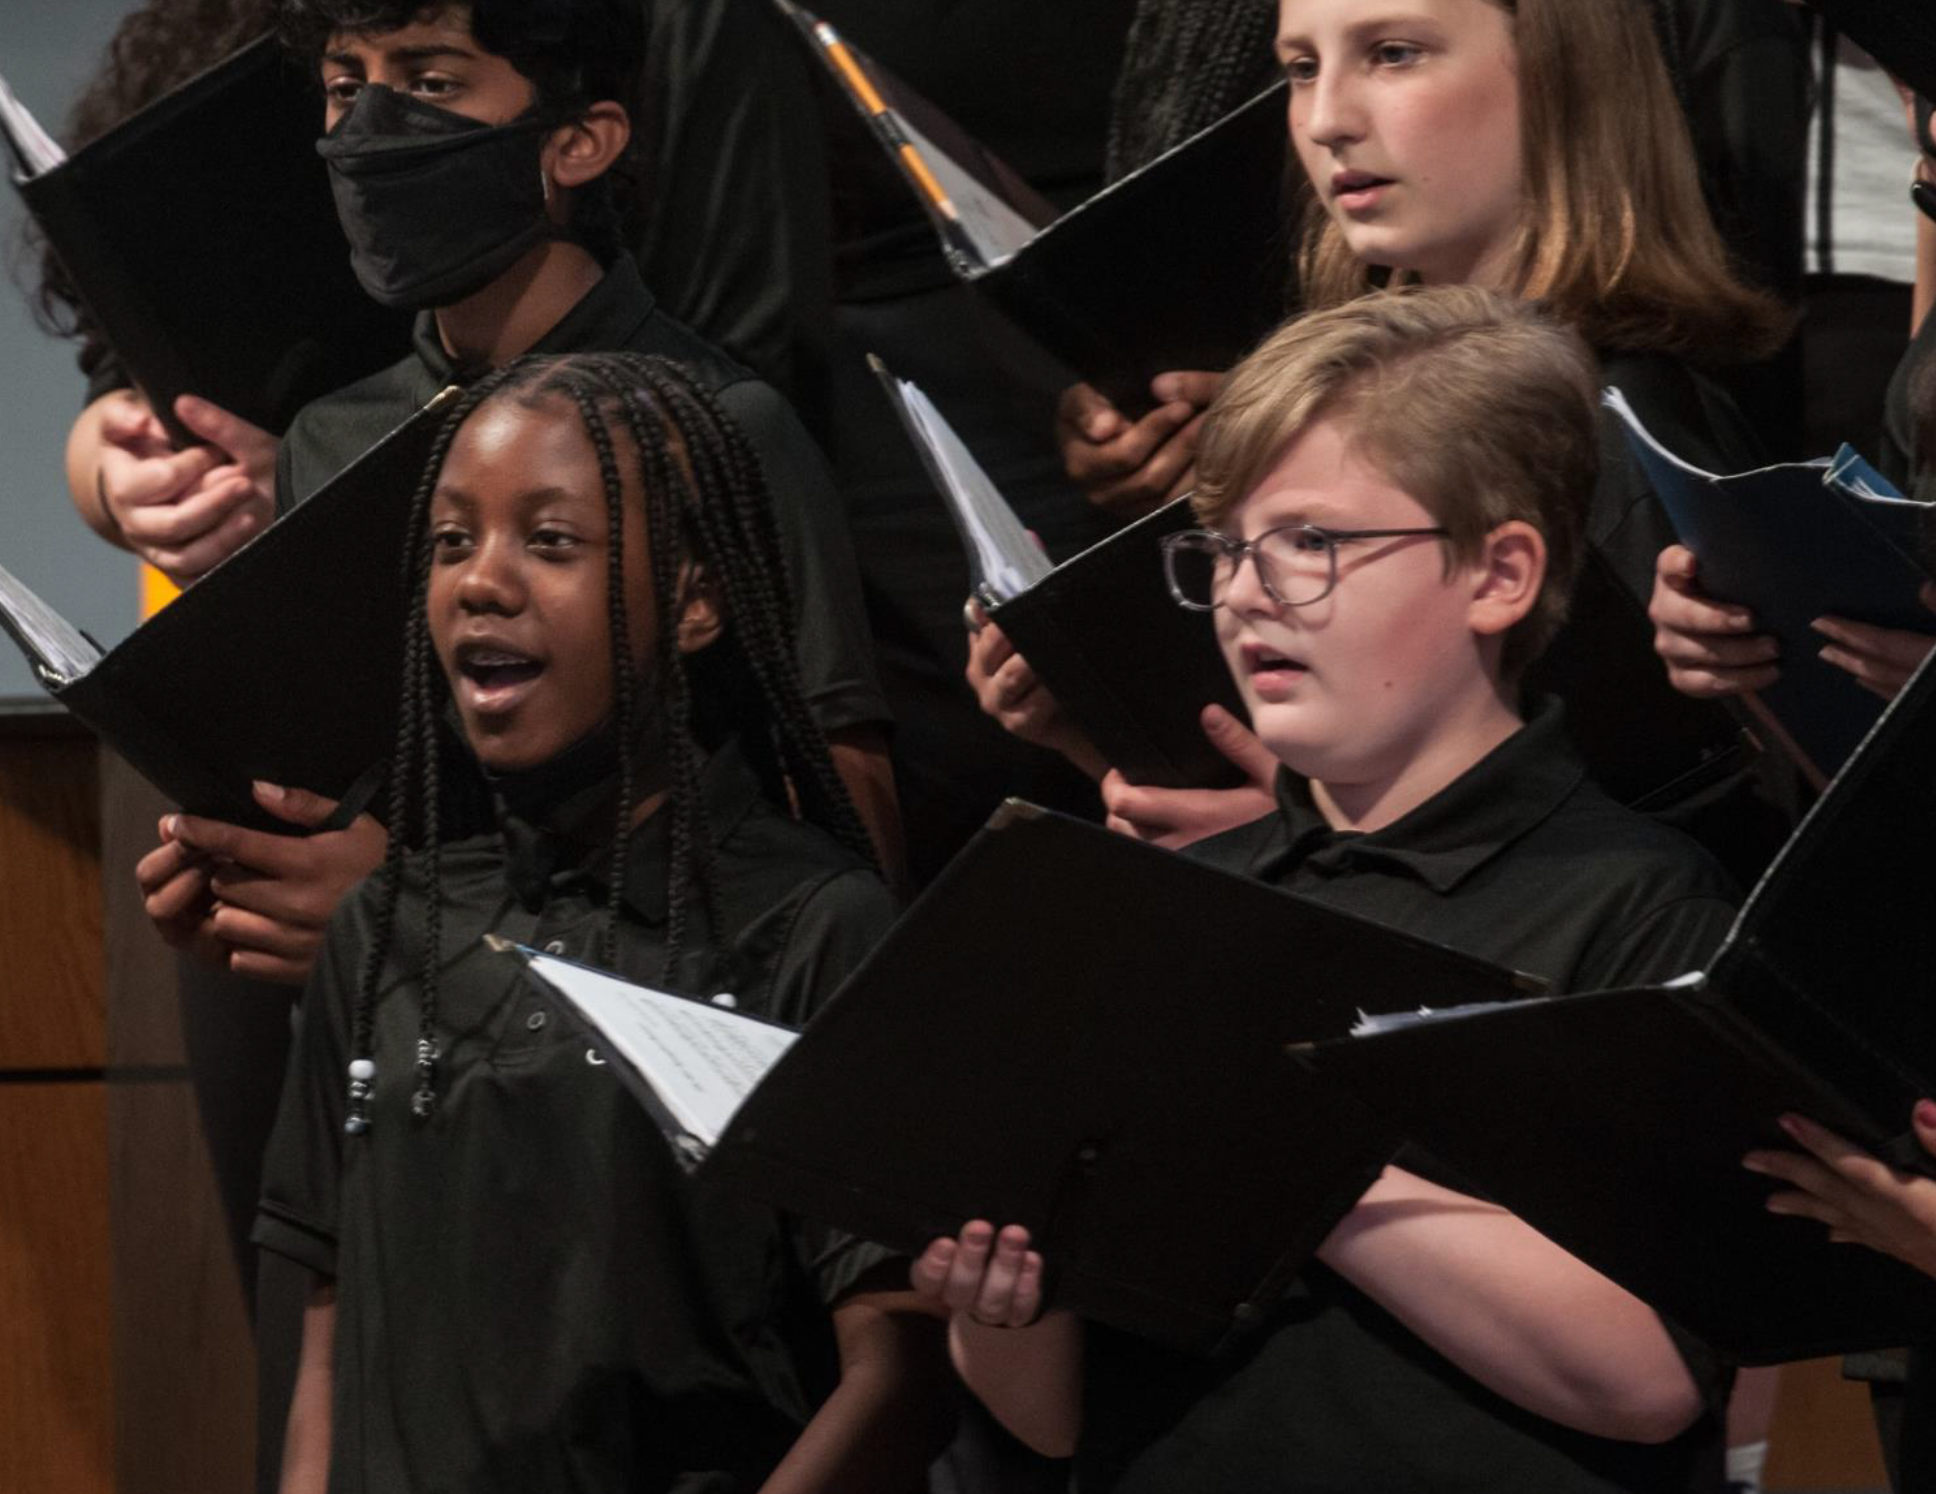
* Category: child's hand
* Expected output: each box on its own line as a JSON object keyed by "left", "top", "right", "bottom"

{"left": 1743, "top": 1103, "right": 1936, "bottom": 1281}
{"left": 96, "top": 392, "right": 278, "bottom": 584}
{"left": 1648, "top": 545, "right": 1780, "bottom": 698}
{"left": 136, "top": 817, "right": 228, "bottom": 970}
{"left": 162, "top": 781, "right": 388, "bottom": 985}
{"left": 1056, "top": 372, "right": 1222, "bottom": 519}
{"left": 910, "top": 1221, "right": 1046, "bottom": 1328}
{"left": 1812, "top": 584, "right": 1936, "bottom": 700}
{"left": 964, "top": 603, "right": 1108, "bottom": 779}
{"left": 1100, "top": 705, "right": 1278, "bottom": 849}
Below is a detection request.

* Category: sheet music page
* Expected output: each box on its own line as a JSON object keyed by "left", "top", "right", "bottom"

{"left": 0, "top": 560, "right": 100, "bottom": 685}
{"left": 1349, "top": 996, "right": 1547, "bottom": 1037}
{"left": 897, "top": 380, "right": 1054, "bottom": 602}
{"left": 0, "top": 73, "right": 66, "bottom": 178}
{"left": 523, "top": 952, "right": 797, "bottom": 1146}
{"left": 890, "top": 110, "right": 1041, "bottom": 268}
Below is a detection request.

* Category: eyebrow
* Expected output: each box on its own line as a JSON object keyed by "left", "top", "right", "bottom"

{"left": 1276, "top": 12, "right": 1444, "bottom": 55}
{"left": 321, "top": 42, "right": 477, "bottom": 68}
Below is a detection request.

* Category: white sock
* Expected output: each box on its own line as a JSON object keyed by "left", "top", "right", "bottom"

{"left": 1726, "top": 1439, "right": 1769, "bottom": 1492}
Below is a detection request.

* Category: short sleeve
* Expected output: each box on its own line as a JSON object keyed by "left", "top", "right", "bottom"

{"left": 765, "top": 863, "right": 904, "bottom": 1302}
{"left": 82, "top": 346, "right": 131, "bottom": 407}
{"left": 252, "top": 912, "right": 360, "bottom": 1278}
{"left": 1574, "top": 892, "right": 1739, "bottom": 993}
{"left": 714, "top": 378, "right": 891, "bottom": 736}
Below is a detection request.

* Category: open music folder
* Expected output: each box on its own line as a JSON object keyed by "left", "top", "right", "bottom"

{"left": 503, "top": 803, "right": 1547, "bottom": 1355}
{"left": 1302, "top": 651, "right": 1936, "bottom": 1364}
{"left": 0, "top": 394, "right": 451, "bottom": 829}
{"left": 873, "top": 358, "right": 1246, "bottom": 788}
{"left": 778, "top": 0, "right": 1293, "bottom": 416}
{"left": 2, "top": 36, "right": 405, "bottom": 444}
{"left": 1607, "top": 387, "right": 1936, "bottom": 785}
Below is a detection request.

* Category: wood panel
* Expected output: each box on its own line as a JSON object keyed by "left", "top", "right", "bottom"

{"left": 100, "top": 752, "right": 255, "bottom": 1494}
{"left": 1766, "top": 1356, "right": 1891, "bottom": 1491}
{"left": 0, "top": 709, "right": 102, "bottom": 1068}
{"left": 110, "top": 1078, "right": 255, "bottom": 1494}
{"left": 0, "top": 1081, "right": 112, "bottom": 1493}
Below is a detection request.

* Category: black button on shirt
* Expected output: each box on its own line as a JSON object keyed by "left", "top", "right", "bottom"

{"left": 254, "top": 743, "right": 898, "bottom": 1492}
{"left": 273, "top": 258, "right": 890, "bottom": 737}
{"left": 1079, "top": 700, "right": 1742, "bottom": 1494}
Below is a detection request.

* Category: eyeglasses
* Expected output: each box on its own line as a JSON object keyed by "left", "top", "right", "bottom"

{"left": 1161, "top": 522, "right": 1451, "bottom": 610}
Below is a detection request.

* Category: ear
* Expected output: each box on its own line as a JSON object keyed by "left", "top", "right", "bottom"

{"left": 673, "top": 564, "right": 725, "bottom": 656}
{"left": 1465, "top": 519, "right": 1546, "bottom": 641}
{"left": 542, "top": 101, "right": 631, "bottom": 195}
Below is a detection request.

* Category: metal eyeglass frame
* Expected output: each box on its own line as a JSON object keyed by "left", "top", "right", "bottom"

{"left": 1160, "top": 522, "right": 1452, "bottom": 611}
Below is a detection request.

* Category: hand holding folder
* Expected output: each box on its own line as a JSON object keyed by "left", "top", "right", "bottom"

{"left": 3, "top": 36, "right": 406, "bottom": 446}
{"left": 505, "top": 803, "right": 1546, "bottom": 1355}
{"left": 0, "top": 393, "right": 453, "bottom": 830}
{"left": 779, "top": 1, "right": 1292, "bottom": 417}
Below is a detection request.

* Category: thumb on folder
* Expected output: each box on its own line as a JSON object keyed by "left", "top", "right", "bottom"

{"left": 1101, "top": 704, "right": 1277, "bottom": 850}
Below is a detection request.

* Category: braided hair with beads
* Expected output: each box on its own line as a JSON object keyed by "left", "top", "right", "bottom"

{"left": 342, "top": 351, "right": 874, "bottom": 1136}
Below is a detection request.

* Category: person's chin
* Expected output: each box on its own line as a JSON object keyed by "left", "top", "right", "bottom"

{"left": 462, "top": 715, "right": 563, "bottom": 775}
{"left": 1248, "top": 703, "right": 1332, "bottom": 775}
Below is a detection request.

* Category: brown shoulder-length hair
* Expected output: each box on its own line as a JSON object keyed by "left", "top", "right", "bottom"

{"left": 1295, "top": 0, "right": 1792, "bottom": 365}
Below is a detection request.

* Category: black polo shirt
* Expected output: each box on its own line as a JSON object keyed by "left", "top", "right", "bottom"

{"left": 253, "top": 742, "right": 897, "bottom": 1492}
{"left": 1077, "top": 701, "right": 1741, "bottom": 1494}
{"left": 273, "top": 259, "right": 889, "bottom": 737}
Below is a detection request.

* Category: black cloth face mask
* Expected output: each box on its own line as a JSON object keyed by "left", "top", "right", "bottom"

{"left": 317, "top": 84, "right": 560, "bottom": 310}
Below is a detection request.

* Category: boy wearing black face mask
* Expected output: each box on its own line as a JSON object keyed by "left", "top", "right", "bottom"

{"left": 135, "top": 0, "right": 901, "bottom": 999}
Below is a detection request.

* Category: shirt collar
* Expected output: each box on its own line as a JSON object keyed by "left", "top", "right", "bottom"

{"left": 406, "top": 257, "right": 659, "bottom": 388}
{"left": 498, "top": 736, "right": 765, "bottom": 924}
{"left": 1247, "top": 696, "right": 1586, "bottom": 894}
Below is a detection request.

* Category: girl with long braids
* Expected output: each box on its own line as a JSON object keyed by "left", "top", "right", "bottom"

{"left": 254, "top": 350, "right": 946, "bottom": 1493}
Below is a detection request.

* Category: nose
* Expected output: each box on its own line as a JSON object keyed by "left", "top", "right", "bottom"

{"left": 1222, "top": 540, "right": 1281, "bottom": 618}
{"left": 1298, "top": 65, "right": 1365, "bottom": 156}
{"left": 455, "top": 534, "right": 527, "bottom": 615}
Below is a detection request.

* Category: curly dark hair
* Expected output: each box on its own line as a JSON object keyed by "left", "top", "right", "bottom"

{"left": 276, "top": 0, "right": 645, "bottom": 264}
{"left": 23, "top": 0, "right": 275, "bottom": 370}
{"left": 345, "top": 350, "right": 874, "bottom": 1130}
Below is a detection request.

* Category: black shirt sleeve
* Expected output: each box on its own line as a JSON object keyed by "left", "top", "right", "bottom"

{"left": 765, "top": 865, "right": 905, "bottom": 1303}
{"left": 252, "top": 911, "right": 360, "bottom": 1279}
{"left": 1573, "top": 891, "right": 1740, "bottom": 993}
{"left": 631, "top": 0, "right": 837, "bottom": 412}
{"left": 715, "top": 377, "right": 892, "bottom": 735}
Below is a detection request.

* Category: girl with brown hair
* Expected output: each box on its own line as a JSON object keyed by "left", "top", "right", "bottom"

{"left": 979, "top": 0, "right": 1793, "bottom": 869}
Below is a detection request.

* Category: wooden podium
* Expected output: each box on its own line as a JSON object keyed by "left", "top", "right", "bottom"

{"left": 0, "top": 701, "right": 252, "bottom": 1492}
{"left": 0, "top": 702, "right": 110, "bottom": 1492}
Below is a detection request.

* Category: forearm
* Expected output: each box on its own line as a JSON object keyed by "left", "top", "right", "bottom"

{"left": 1915, "top": 208, "right": 1935, "bottom": 337}
{"left": 65, "top": 394, "right": 132, "bottom": 550}
{"left": 758, "top": 1293, "right": 954, "bottom": 1494}
{"left": 828, "top": 727, "right": 906, "bottom": 891}
{"left": 1316, "top": 1168, "right": 1701, "bottom": 1443}
{"left": 279, "top": 1277, "right": 337, "bottom": 1494}
{"left": 948, "top": 1309, "right": 1084, "bottom": 1458}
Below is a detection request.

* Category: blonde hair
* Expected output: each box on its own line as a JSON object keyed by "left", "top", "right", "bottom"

{"left": 1295, "top": 0, "right": 1792, "bottom": 364}
{"left": 1193, "top": 285, "right": 1599, "bottom": 674}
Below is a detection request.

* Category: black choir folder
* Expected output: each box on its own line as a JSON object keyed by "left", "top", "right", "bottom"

{"left": 1, "top": 36, "right": 405, "bottom": 444}
{"left": 873, "top": 358, "right": 1246, "bottom": 788}
{"left": 1302, "top": 652, "right": 1936, "bottom": 1365}
{"left": 778, "top": 0, "right": 1293, "bottom": 415}
{"left": 508, "top": 804, "right": 1547, "bottom": 1356}
{"left": 0, "top": 397, "right": 448, "bottom": 830}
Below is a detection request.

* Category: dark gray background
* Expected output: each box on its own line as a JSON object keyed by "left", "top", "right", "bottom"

{"left": 1, "top": 3, "right": 152, "bottom": 700}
